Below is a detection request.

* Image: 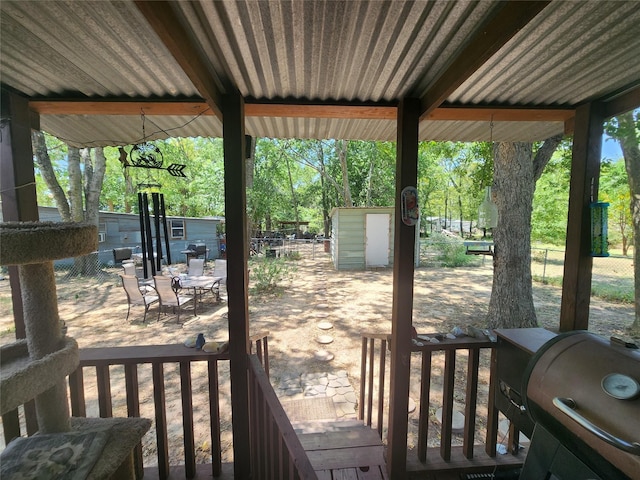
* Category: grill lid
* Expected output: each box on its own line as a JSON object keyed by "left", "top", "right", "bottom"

{"left": 523, "top": 331, "right": 640, "bottom": 479}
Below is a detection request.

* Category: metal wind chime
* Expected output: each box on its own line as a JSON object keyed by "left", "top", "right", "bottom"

{"left": 124, "top": 113, "right": 188, "bottom": 277}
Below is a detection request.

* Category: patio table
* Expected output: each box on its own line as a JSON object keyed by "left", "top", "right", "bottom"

{"left": 178, "top": 275, "right": 222, "bottom": 313}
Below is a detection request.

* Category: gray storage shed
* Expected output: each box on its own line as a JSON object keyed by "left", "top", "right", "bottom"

{"left": 330, "top": 207, "right": 395, "bottom": 270}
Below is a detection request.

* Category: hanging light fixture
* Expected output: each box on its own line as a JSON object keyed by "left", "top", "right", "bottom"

{"left": 478, "top": 186, "right": 498, "bottom": 230}
{"left": 477, "top": 116, "right": 498, "bottom": 232}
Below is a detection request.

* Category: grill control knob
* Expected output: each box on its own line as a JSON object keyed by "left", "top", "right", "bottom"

{"left": 601, "top": 373, "right": 640, "bottom": 400}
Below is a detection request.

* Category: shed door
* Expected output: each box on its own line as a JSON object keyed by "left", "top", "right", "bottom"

{"left": 366, "top": 214, "right": 390, "bottom": 267}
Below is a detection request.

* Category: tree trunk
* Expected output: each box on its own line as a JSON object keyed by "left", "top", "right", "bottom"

{"left": 285, "top": 152, "right": 300, "bottom": 236}
{"left": 616, "top": 112, "right": 640, "bottom": 333}
{"left": 487, "top": 135, "right": 562, "bottom": 329}
{"left": 487, "top": 143, "right": 537, "bottom": 328}
{"left": 82, "top": 148, "right": 107, "bottom": 275}
{"left": 68, "top": 148, "right": 84, "bottom": 223}
{"left": 119, "top": 147, "right": 135, "bottom": 213}
{"left": 32, "top": 131, "right": 71, "bottom": 221}
{"left": 338, "top": 140, "right": 353, "bottom": 207}
{"left": 317, "top": 142, "right": 331, "bottom": 237}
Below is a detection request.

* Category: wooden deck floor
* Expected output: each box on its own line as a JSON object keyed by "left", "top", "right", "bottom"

{"left": 296, "top": 421, "right": 388, "bottom": 479}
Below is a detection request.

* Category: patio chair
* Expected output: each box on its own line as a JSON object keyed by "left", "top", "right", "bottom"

{"left": 212, "top": 259, "right": 227, "bottom": 301}
{"left": 153, "top": 275, "right": 195, "bottom": 323}
{"left": 120, "top": 274, "right": 158, "bottom": 323}
{"left": 122, "top": 262, "right": 136, "bottom": 276}
{"left": 188, "top": 258, "right": 205, "bottom": 276}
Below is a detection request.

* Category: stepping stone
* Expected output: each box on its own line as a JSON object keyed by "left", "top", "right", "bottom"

{"left": 317, "top": 321, "right": 333, "bottom": 330}
{"left": 314, "top": 312, "right": 329, "bottom": 319}
{"left": 408, "top": 397, "right": 416, "bottom": 414}
{"left": 316, "top": 335, "right": 334, "bottom": 344}
{"left": 314, "top": 350, "right": 334, "bottom": 362}
{"left": 435, "top": 407, "right": 465, "bottom": 433}
{"left": 316, "top": 303, "right": 329, "bottom": 309}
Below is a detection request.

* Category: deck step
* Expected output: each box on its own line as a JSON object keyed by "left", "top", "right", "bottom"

{"left": 296, "top": 422, "right": 388, "bottom": 479}
{"left": 291, "top": 418, "right": 366, "bottom": 434}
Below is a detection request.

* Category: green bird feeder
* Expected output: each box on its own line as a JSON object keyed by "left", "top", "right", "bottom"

{"left": 590, "top": 201, "right": 609, "bottom": 257}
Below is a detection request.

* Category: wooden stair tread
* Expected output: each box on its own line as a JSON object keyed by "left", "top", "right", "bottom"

{"left": 296, "top": 421, "right": 387, "bottom": 475}
{"left": 292, "top": 418, "right": 365, "bottom": 434}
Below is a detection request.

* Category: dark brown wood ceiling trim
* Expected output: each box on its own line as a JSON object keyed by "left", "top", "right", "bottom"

{"left": 601, "top": 85, "right": 640, "bottom": 119}
{"left": 418, "top": 1, "right": 551, "bottom": 120}
{"left": 28, "top": 101, "right": 212, "bottom": 116}
{"left": 134, "top": 1, "right": 223, "bottom": 119}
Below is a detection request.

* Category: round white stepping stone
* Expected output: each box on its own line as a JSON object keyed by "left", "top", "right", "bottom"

{"left": 314, "top": 312, "right": 329, "bottom": 319}
{"left": 316, "top": 335, "right": 334, "bottom": 344}
{"left": 317, "top": 321, "right": 333, "bottom": 330}
{"left": 314, "top": 350, "right": 334, "bottom": 362}
{"left": 408, "top": 397, "right": 416, "bottom": 414}
{"left": 316, "top": 303, "right": 329, "bottom": 309}
{"left": 435, "top": 407, "right": 465, "bottom": 433}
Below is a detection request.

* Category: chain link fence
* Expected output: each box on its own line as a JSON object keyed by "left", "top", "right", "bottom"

{"left": 1, "top": 241, "right": 634, "bottom": 332}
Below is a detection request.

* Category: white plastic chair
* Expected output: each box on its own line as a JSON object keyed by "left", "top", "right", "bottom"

{"left": 188, "top": 258, "right": 205, "bottom": 276}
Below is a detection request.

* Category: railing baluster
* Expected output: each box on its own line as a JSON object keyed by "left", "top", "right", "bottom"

{"left": 262, "top": 337, "right": 270, "bottom": 378}
{"left": 376, "top": 338, "right": 387, "bottom": 438}
{"left": 180, "top": 361, "right": 196, "bottom": 479}
{"left": 463, "top": 348, "right": 480, "bottom": 458}
{"left": 96, "top": 365, "right": 112, "bottom": 417}
{"left": 485, "top": 347, "right": 498, "bottom": 457}
{"left": 152, "top": 362, "right": 169, "bottom": 480}
{"left": 68, "top": 367, "right": 86, "bottom": 417}
{"left": 24, "top": 400, "right": 38, "bottom": 435}
{"left": 367, "top": 338, "right": 375, "bottom": 427}
{"left": 2, "top": 409, "right": 20, "bottom": 444}
{"left": 208, "top": 359, "right": 222, "bottom": 477}
{"left": 440, "top": 349, "right": 456, "bottom": 461}
{"left": 124, "top": 364, "right": 143, "bottom": 480}
{"left": 359, "top": 337, "right": 367, "bottom": 420}
{"left": 417, "top": 350, "right": 432, "bottom": 461}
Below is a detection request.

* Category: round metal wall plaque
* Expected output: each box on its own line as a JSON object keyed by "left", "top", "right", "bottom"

{"left": 601, "top": 373, "right": 640, "bottom": 400}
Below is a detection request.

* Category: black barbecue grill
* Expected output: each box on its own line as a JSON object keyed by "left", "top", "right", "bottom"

{"left": 181, "top": 243, "right": 208, "bottom": 263}
{"left": 496, "top": 329, "right": 640, "bottom": 480}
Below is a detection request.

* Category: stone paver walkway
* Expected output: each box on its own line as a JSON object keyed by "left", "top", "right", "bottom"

{"left": 276, "top": 370, "right": 357, "bottom": 418}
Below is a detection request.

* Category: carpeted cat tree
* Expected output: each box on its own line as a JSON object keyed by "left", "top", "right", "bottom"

{"left": 0, "top": 222, "right": 151, "bottom": 479}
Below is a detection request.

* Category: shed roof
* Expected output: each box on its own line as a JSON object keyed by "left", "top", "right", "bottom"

{"left": 2, "top": 1, "right": 639, "bottom": 146}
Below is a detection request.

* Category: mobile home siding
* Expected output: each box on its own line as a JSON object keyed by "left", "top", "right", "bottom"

{"left": 1, "top": 206, "right": 223, "bottom": 266}
{"left": 331, "top": 207, "right": 394, "bottom": 270}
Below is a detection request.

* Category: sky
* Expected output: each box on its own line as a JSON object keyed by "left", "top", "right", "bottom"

{"left": 601, "top": 134, "right": 623, "bottom": 161}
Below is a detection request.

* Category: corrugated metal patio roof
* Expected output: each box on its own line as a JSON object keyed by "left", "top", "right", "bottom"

{"left": 1, "top": 1, "right": 639, "bottom": 146}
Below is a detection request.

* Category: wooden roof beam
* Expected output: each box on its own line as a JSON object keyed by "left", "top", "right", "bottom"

{"left": 29, "top": 100, "right": 573, "bottom": 124}
{"left": 418, "top": 1, "right": 551, "bottom": 120}
{"left": 134, "top": 1, "right": 223, "bottom": 119}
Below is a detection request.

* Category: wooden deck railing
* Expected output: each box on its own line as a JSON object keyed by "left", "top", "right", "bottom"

{"left": 360, "top": 332, "right": 523, "bottom": 476}
{"left": 248, "top": 354, "right": 318, "bottom": 480}
{"left": 1, "top": 333, "right": 269, "bottom": 480}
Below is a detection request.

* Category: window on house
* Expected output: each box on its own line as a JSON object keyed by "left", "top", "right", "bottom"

{"left": 170, "top": 219, "right": 185, "bottom": 239}
{"left": 98, "top": 222, "right": 106, "bottom": 243}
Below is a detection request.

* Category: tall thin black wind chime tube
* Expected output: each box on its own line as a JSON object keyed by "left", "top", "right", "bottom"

{"left": 151, "top": 193, "right": 163, "bottom": 272}
{"left": 137, "top": 193, "right": 149, "bottom": 278}
{"left": 160, "top": 194, "right": 172, "bottom": 265}
{"left": 142, "top": 194, "right": 155, "bottom": 275}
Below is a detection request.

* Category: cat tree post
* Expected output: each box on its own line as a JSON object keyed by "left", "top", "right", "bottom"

{"left": 0, "top": 222, "right": 96, "bottom": 432}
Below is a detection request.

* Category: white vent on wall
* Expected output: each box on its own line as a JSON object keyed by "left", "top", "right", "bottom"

{"left": 98, "top": 232, "right": 106, "bottom": 243}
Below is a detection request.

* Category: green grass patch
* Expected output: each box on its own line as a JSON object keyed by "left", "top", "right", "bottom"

{"left": 533, "top": 275, "right": 633, "bottom": 304}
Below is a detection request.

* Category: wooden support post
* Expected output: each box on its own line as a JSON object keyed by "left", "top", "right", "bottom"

{"left": 222, "top": 91, "right": 251, "bottom": 479}
{"left": 0, "top": 89, "right": 39, "bottom": 340}
{"left": 560, "top": 102, "right": 603, "bottom": 331}
{"left": 1, "top": 89, "right": 40, "bottom": 435}
{"left": 387, "top": 98, "right": 420, "bottom": 477}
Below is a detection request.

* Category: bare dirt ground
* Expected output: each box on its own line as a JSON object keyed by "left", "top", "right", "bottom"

{"left": 0, "top": 245, "right": 635, "bottom": 466}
